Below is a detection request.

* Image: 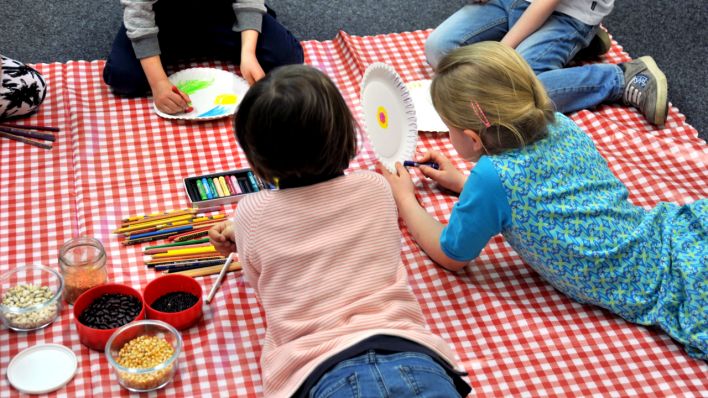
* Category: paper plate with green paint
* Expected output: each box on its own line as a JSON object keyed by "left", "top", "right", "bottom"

{"left": 154, "top": 68, "right": 250, "bottom": 121}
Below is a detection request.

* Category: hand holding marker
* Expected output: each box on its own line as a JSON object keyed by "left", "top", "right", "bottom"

{"left": 172, "top": 86, "right": 193, "bottom": 113}
{"left": 403, "top": 160, "right": 439, "bottom": 170}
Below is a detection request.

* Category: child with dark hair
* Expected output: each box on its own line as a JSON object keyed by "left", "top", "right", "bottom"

{"left": 209, "top": 65, "right": 470, "bottom": 398}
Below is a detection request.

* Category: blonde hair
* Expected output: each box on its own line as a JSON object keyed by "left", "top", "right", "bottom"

{"left": 431, "top": 41, "right": 555, "bottom": 154}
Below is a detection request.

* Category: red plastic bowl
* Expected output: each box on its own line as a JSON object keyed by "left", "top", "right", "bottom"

{"left": 73, "top": 283, "right": 145, "bottom": 351}
{"left": 143, "top": 274, "right": 203, "bottom": 330}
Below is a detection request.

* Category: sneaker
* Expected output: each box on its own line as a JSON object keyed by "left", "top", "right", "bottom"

{"left": 622, "top": 56, "right": 668, "bottom": 126}
{"left": 574, "top": 28, "right": 612, "bottom": 60}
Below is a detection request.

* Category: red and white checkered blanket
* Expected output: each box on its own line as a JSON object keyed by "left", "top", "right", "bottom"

{"left": 1, "top": 30, "right": 706, "bottom": 397}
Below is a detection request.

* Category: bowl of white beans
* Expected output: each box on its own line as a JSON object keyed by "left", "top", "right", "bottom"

{"left": 0, "top": 265, "right": 64, "bottom": 331}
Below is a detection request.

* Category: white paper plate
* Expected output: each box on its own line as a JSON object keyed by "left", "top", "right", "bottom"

{"left": 406, "top": 79, "right": 448, "bottom": 132}
{"left": 154, "top": 68, "right": 250, "bottom": 121}
{"left": 7, "top": 344, "right": 78, "bottom": 394}
{"left": 360, "top": 63, "right": 418, "bottom": 173}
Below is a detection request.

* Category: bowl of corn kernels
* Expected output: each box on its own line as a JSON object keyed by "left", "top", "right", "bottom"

{"left": 0, "top": 265, "right": 63, "bottom": 331}
{"left": 105, "top": 319, "right": 182, "bottom": 392}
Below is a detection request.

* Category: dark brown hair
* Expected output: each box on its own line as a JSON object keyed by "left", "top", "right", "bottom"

{"left": 234, "top": 65, "right": 358, "bottom": 184}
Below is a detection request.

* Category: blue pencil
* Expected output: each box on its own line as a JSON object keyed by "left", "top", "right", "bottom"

{"left": 129, "top": 225, "right": 193, "bottom": 240}
{"left": 403, "top": 160, "right": 439, "bottom": 170}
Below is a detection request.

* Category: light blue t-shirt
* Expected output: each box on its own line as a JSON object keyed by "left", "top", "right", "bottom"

{"left": 440, "top": 156, "right": 511, "bottom": 262}
{"left": 438, "top": 113, "right": 707, "bottom": 359}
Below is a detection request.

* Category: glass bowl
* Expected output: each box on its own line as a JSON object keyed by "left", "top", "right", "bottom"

{"left": 105, "top": 319, "right": 182, "bottom": 392}
{"left": 0, "top": 265, "right": 63, "bottom": 331}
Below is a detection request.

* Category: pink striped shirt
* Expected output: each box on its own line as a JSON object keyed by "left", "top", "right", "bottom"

{"left": 234, "top": 171, "right": 461, "bottom": 397}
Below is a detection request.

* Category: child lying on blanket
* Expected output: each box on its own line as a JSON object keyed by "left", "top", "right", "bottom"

{"left": 208, "top": 65, "right": 471, "bottom": 398}
{"left": 426, "top": 0, "right": 669, "bottom": 126}
{"left": 382, "top": 41, "right": 707, "bottom": 360}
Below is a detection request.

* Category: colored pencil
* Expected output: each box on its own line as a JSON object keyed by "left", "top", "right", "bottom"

{"left": 168, "top": 262, "right": 242, "bottom": 277}
{"left": 0, "top": 131, "right": 52, "bottom": 149}
{"left": 147, "top": 256, "right": 225, "bottom": 267}
{"left": 155, "top": 259, "right": 227, "bottom": 272}
{"left": 144, "top": 238, "right": 210, "bottom": 251}
{"left": 120, "top": 208, "right": 197, "bottom": 224}
{"left": 143, "top": 242, "right": 213, "bottom": 255}
{"left": 0, "top": 126, "right": 55, "bottom": 141}
{"left": 0, "top": 123, "right": 60, "bottom": 132}
{"left": 152, "top": 245, "right": 216, "bottom": 258}
{"left": 206, "top": 253, "right": 236, "bottom": 303}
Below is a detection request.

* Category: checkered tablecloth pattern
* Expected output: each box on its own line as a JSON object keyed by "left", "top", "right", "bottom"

{"left": 1, "top": 30, "right": 706, "bottom": 397}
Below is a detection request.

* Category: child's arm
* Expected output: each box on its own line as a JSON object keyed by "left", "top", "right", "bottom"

{"left": 240, "top": 30, "right": 265, "bottom": 85}
{"left": 501, "top": 0, "right": 561, "bottom": 49}
{"left": 233, "top": 0, "right": 267, "bottom": 85}
{"left": 140, "top": 56, "right": 191, "bottom": 114}
{"left": 381, "top": 163, "right": 469, "bottom": 272}
{"left": 208, "top": 220, "right": 237, "bottom": 257}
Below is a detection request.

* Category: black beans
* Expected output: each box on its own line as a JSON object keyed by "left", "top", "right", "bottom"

{"left": 151, "top": 292, "right": 198, "bottom": 313}
{"left": 79, "top": 293, "right": 141, "bottom": 329}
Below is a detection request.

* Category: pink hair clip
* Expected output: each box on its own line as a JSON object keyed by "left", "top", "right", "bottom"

{"left": 470, "top": 101, "right": 491, "bottom": 128}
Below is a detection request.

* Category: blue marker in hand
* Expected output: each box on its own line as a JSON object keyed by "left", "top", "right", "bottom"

{"left": 403, "top": 160, "right": 439, "bottom": 170}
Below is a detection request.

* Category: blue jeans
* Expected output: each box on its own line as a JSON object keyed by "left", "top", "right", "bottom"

{"left": 309, "top": 351, "right": 461, "bottom": 398}
{"left": 425, "top": 0, "right": 624, "bottom": 113}
{"left": 103, "top": 1, "right": 304, "bottom": 96}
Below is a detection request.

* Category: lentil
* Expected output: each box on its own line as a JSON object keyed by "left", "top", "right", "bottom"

{"left": 1, "top": 284, "right": 59, "bottom": 330}
{"left": 151, "top": 292, "right": 198, "bottom": 313}
{"left": 78, "top": 293, "right": 141, "bottom": 329}
{"left": 116, "top": 335, "right": 175, "bottom": 390}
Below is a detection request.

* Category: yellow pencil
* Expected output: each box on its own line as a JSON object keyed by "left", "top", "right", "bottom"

{"left": 114, "top": 214, "right": 194, "bottom": 234}
{"left": 152, "top": 246, "right": 217, "bottom": 258}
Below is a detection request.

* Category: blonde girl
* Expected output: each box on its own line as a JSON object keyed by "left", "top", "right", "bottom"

{"left": 382, "top": 41, "right": 707, "bottom": 360}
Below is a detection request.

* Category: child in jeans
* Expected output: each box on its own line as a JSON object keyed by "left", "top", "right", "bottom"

{"left": 382, "top": 42, "right": 706, "bottom": 360}
{"left": 209, "top": 65, "right": 471, "bottom": 397}
{"left": 426, "top": 0, "right": 669, "bottom": 126}
{"left": 103, "top": 0, "right": 303, "bottom": 115}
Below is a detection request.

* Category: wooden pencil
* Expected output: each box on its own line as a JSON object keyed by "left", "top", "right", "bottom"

{"left": 0, "top": 131, "right": 52, "bottom": 149}
{"left": 0, "top": 123, "right": 60, "bottom": 132}
{"left": 0, "top": 126, "right": 55, "bottom": 141}
{"left": 168, "top": 262, "right": 242, "bottom": 277}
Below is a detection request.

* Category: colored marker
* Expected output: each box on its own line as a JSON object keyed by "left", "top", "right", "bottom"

{"left": 247, "top": 171, "right": 259, "bottom": 192}
{"left": 230, "top": 175, "right": 242, "bottom": 194}
{"left": 207, "top": 178, "right": 219, "bottom": 198}
{"left": 403, "top": 160, "right": 439, "bottom": 170}
{"left": 213, "top": 177, "right": 224, "bottom": 197}
{"left": 224, "top": 175, "right": 237, "bottom": 195}
{"left": 219, "top": 176, "right": 231, "bottom": 196}
{"left": 201, "top": 177, "right": 213, "bottom": 199}
{"left": 196, "top": 179, "right": 207, "bottom": 200}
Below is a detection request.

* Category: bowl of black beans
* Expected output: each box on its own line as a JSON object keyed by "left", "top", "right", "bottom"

{"left": 143, "top": 274, "right": 203, "bottom": 330}
{"left": 73, "top": 283, "right": 145, "bottom": 350}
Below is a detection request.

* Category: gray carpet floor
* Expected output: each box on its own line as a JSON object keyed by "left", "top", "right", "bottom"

{"left": 2, "top": 0, "right": 706, "bottom": 141}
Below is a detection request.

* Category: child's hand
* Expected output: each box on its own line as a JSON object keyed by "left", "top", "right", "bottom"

{"left": 240, "top": 54, "right": 266, "bottom": 85}
{"left": 208, "top": 221, "right": 236, "bottom": 257}
{"left": 153, "top": 79, "right": 192, "bottom": 114}
{"left": 416, "top": 151, "right": 466, "bottom": 194}
{"left": 379, "top": 162, "right": 419, "bottom": 208}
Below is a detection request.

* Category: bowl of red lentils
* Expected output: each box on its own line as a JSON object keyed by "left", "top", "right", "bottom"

{"left": 105, "top": 319, "right": 183, "bottom": 392}
{"left": 0, "top": 265, "right": 63, "bottom": 331}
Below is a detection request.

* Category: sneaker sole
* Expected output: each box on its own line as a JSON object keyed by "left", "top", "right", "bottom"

{"left": 637, "top": 56, "right": 668, "bottom": 125}
{"left": 596, "top": 27, "right": 612, "bottom": 55}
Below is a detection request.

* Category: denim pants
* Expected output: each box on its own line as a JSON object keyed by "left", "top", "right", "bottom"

{"left": 103, "top": 1, "right": 304, "bottom": 96}
{"left": 425, "top": 0, "right": 624, "bottom": 113}
{"left": 309, "top": 351, "right": 461, "bottom": 398}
